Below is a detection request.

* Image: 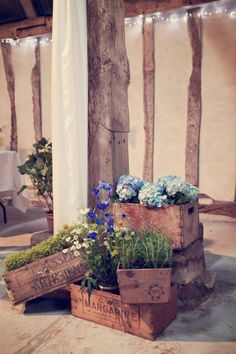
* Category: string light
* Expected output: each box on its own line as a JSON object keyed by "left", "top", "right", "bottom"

{"left": 0, "top": 35, "right": 52, "bottom": 46}
{"left": 124, "top": 3, "right": 236, "bottom": 27}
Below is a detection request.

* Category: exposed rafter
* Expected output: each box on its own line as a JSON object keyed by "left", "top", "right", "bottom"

{"left": 19, "top": 0, "right": 37, "bottom": 19}
{"left": 0, "top": 16, "right": 52, "bottom": 39}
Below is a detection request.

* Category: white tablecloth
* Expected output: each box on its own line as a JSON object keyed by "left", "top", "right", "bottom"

{"left": 0, "top": 151, "right": 29, "bottom": 213}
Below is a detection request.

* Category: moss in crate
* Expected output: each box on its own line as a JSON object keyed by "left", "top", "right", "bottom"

{"left": 4, "top": 225, "right": 76, "bottom": 272}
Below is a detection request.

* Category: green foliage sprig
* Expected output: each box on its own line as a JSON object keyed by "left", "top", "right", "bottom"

{"left": 4, "top": 225, "right": 76, "bottom": 271}
{"left": 18, "top": 137, "right": 53, "bottom": 212}
{"left": 119, "top": 230, "right": 172, "bottom": 270}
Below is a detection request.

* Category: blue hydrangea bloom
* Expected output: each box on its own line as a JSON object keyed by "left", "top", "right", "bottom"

{"left": 116, "top": 175, "right": 144, "bottom": 202}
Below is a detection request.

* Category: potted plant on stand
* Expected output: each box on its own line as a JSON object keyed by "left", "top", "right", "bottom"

{"left": 17, "top": 138, "right": 53, "bottom": 232}
{"left": 117, "top": 229, "right": 173, "bottom": 304}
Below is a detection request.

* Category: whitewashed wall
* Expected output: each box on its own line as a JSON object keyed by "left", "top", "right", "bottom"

{"left": 126, "top": 14, "right": 236, "bottom": 201}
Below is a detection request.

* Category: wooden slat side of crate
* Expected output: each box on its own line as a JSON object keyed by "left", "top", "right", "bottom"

{"left": 71, "top": 284, "right": 177, "bottom": 341}
{"left": 172, "top": 229, "right": 205, "bottom": 286}
{"left": 112, "top": 200, "right": 199, "bottom": 249}
{"left": 3, "top": 250, "right": 87, "bottom": 305}
{"left": 117, "top": 267, "right": 171, "bottom": 304}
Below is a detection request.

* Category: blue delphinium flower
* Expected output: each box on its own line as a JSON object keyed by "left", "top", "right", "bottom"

{"left": 87, "top": 210, "right": 96, "bottom": 220}
{"left": 87, "top": 231, "right": 98, "bottom": 240}
{"left": 98, "top": 180, "right": 112, "bottom": 192}
{"left": 95, "top": 218, "right": 105, "bottom": 226}
{"left": 97, "top": 202, "right": 109, "bottom": 211}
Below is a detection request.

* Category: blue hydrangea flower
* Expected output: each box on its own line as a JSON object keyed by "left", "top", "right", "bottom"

{"left": 116, "top": 175, "right": 144, "bottom": 202}
{"left": 138, "top": 182, "right": 167, "bottom": 207}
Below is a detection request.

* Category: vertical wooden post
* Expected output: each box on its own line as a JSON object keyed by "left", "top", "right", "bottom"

{"left": 1, "top": 42, "right": 18, "bottom": 151}
{"left": 143, "top": 17, "right": 155, "bottom": 181}
{"left": 31, "top": 38, "right": 42, "bottom": 142}
{"left": 185, "top": 9, "right": 202, "bottom": 186}
{"left": 87, "top": 0, "right": 130, "bottom": 206}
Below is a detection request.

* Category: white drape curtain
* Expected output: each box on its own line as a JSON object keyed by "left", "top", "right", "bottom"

{"left": 51, "top": 0, "right": 88, "bottom": 232}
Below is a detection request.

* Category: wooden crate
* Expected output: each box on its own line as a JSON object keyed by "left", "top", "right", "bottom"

{"left": 3, "top": 250, "right": 87, "bottom": 306}
{"left": 172, "top": 225, "right": 205, "bottom": 286}
{"left": 117, "top": 268, "right": 171, "bottom": 304}
{"left": 112, "top": 200, "right": 199, "bottom": 249}
{"left": 71, "top": 284, "right": 177, "bottom": 341}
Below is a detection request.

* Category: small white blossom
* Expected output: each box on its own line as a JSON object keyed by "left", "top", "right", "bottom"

{"left": 62, "top": 248, "right": 68, "bottom": 254}
{"left": 79, "top": 208, "right": 90, "bottom": 215}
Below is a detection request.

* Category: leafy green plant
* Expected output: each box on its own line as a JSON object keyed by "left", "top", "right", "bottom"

{"left": 119, "top": 229, "right": 172, "bottom": 270}
{"left": 4, "top": 225, "right": 77, "bottom": 271}
{"left": 18, "top": 137, "right": 53, "bottom": 212}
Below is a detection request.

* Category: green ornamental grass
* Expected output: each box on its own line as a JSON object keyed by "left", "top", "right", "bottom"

{"left": 119, "top": 230, "right": 172, "bottom": 270}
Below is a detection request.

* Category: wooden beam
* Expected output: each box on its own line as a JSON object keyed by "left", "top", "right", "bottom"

{"left": 19, "top": 0, "right": 37, "bottom": 19}
{"left": 31, "top": 38, "right": 42, "bottom": 142}
{"left": 87, "top": 0, "right": 130, "bottom": 206}
{"left": 1, "top": 43, "right": 17, "bottom": 151}
{"left": 199, "top": 201, "right": 236, "bottom": 218}
{"left": 124, "top": 0, "right": 218, "bottom": 17}
{"left": 0, "top": 17, "right": 52, "bottom": 39}
{"left": 143, "top": 18, "right": 155, "bottom": 181}
{"left": 185, "top": 9, "right": 202, "bottom": 186}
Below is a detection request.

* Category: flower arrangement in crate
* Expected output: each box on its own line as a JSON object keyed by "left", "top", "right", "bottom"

{"left": 63, "top": 181, "right": 134, "bottom": 295}
{"left": 113, "top": 175, "right": 200, "bottom": 249}
{"left": 116, "top": 175, "right": 198, "bottom": 206}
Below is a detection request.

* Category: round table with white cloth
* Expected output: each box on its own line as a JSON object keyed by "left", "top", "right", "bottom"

{"left": 0, "top": 151, "right": 29, "bottom": 213}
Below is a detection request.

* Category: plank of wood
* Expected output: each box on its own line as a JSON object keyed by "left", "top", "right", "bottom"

{"left": 31, "top": 38, "right": 42, "bottom": 142}
{"left": 1, "top": 43, "right": 18, "bottom": 151}
{"left": 87, "top": 0, "right": 130, "bottom": 206}
{"left": 0, "top": 16, "right": 52, "bottom": 39}
{"left": 124, "top": 0, "right": 217, "bottom": 17}
{"left": 185, "top": 9, "right": 202, "bottom": 186}
{"left": 172, "top": 230, "right": 205, "bottom": 285}
{"left": 143, "top": 18, "right": 155, "bottom": 181}
{"left": 19, "top": 0, "right": 37, "bottom": 19}
{"left": 199, "top": 201, "right": 236, "bottom": 218}
{"left": 3, "top": 250, "right": 87, "bottom": 305}
{"left": 71, "top": 284, "right": 177, "bottom": 341}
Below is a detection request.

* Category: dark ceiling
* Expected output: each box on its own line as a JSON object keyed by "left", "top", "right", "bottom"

{"left": 0, "top": 0, "right": 52, "bottom": 25}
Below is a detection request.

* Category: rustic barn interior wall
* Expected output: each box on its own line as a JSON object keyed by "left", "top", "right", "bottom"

{"left": 0, "top": 40, "right": 52, "bottom": 162}
{"left": 125, "top": 13, "right": 236, "bottom": 202}
{"left": 0, "top": 11, "right": 235, "bottom": 203}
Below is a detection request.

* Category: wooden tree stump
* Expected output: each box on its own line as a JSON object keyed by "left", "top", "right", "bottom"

{"left": 87, "top": 0, "right": 130, "bottom": 206}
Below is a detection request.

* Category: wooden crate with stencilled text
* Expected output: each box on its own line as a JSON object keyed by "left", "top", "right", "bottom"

{"left": 3, "top": 250, "right": 87, "bottom": 306}
{"left": 71, "top": 284, "right": 177, "bottom": 341}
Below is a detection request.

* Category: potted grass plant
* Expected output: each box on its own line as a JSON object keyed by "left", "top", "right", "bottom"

{"left": 117, "top": 229, "right": 172, "bottom": 304}
{"left": 17, "top": 138, "right": 53, "bottom": 232}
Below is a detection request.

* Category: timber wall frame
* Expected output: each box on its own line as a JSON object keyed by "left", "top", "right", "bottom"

{"left": 0, "top": 0, "right": 235, "bottom": 217}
